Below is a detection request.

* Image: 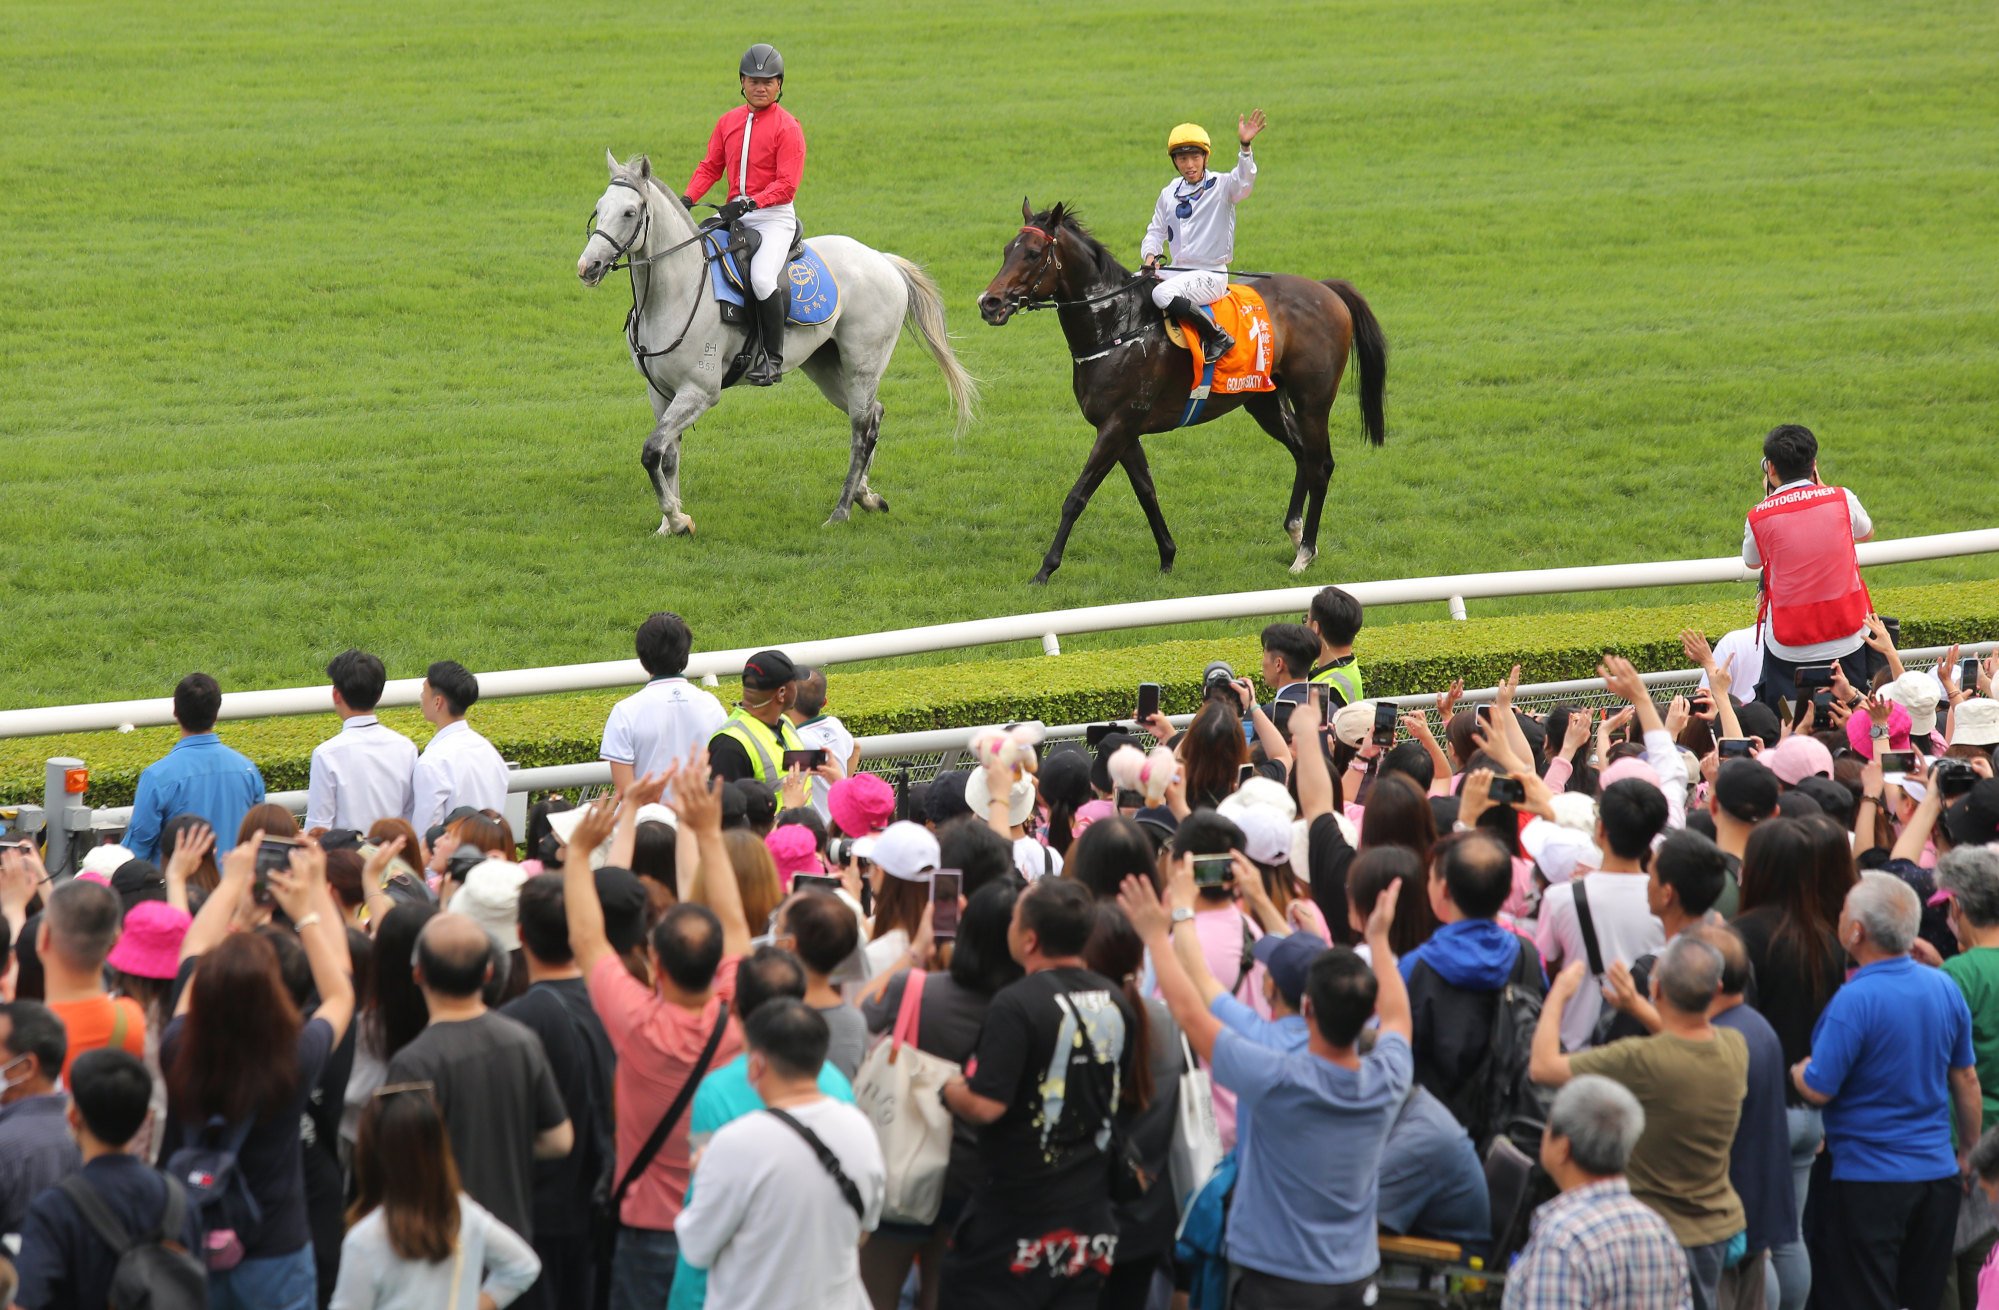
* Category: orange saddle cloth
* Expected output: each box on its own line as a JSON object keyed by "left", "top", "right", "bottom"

{"left": 1166, "top": 286, "right": 1276, "bottom": 393}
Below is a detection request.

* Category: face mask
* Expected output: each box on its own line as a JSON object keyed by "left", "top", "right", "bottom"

{"left": 0, "top": 1053, "right": 31, "bottom": 1092}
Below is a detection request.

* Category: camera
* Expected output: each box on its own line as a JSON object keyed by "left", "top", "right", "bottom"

{"left": 828, "top": 837, "right": 864, "bottom": 866}
{"left": 445, "top": 846, "right": 485, "bottom": 877}
{"left": 1202, "top": 661, "right": 1239, "bottom": 706}
{"left": 1937, "top": 759, "right": 1978, "bottom": 799}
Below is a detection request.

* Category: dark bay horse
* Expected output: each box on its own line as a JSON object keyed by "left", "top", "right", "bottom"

{"left": 979, "top": 200, "right": 1386, "bottom": 583}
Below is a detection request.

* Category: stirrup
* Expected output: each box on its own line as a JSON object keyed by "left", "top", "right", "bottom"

{"left": 743, "top": 351, "right": 782, "bottom": 386}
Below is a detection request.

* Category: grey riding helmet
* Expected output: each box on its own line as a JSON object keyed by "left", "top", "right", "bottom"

{"left": 740, "top": 43, "right": 784, "bottom": 80}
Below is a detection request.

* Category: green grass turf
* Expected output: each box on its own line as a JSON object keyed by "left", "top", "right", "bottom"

{"left": 3, "top": 0, "right": 1995, "bottom": 711}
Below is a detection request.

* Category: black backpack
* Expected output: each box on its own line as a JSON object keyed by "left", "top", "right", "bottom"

{"left": 58, "top": 1172, "right": 207, "bottom": 1310}
{"left": 1461, "top": 938, "right": 1553, "bottom": 1156}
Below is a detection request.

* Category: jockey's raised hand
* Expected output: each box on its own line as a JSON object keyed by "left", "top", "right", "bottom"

{"left": 1238, "top": 109, "right": 1267, "bottom": 146}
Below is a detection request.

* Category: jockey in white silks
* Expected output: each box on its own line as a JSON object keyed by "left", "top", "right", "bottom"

{"left": 1139, "top": 110, "right": 1267, "bottom": 363}
{"left": 683, "top": 42, "right": 806, "bottom": 386}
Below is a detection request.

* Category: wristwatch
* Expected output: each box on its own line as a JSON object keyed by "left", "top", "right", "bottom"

{"left": 1870, "top": 723, "right": 1889, "bottom": 740}
{"left": 1170, "top": 907, "right": 1196, "bottom": 926}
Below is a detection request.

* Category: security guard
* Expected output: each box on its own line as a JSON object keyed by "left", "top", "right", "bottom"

{"left": 1306, "top": 585, "right": 1366, "bottom": 709}
{"left": 709, "top": 649, "right": 809, "bottom": 784}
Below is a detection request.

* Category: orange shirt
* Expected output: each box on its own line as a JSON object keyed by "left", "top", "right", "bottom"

{"left": 47, "top": 995, "right": 149, "bottom": 1079}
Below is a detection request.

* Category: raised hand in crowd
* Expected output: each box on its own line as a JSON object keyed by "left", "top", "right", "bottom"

{"left": 1, "top": 843, "right": 41, "bottom": 952}
{"left": 1862, "top": 613, "right": 1906, "bottom": 677}
{"left": 162, "top": 820, "right": 213, "bottom": 911}
{"left": 1436, "top": 677, "right": 1465, "bottom": 721}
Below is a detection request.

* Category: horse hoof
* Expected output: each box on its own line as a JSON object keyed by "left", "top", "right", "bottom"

{"left": 1285, "top": 519, "right": 1304, "bottom": 548}
{"left": 824, "top": 507, "right": 851, "bottom": 526}
{"left": 656, "top": 514, "right": 695, "bottom": 538}
{"left": 1288, "top": 547, "right": 1317, "bottom": 575}
{"left": 1029, "top": 570, "right": 1052, "bottom": 587}
{"left": 1159, "top": 551, "right": 1177, "bottom": 574}
{"left": 860, "top": 492, "right": 890, "bottom": 513}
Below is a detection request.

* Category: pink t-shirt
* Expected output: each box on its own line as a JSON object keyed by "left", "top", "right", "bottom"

{"left": 1190, "top": 905, "right": 1262, "bottom": 1148}
{"left": 587, "top": 954, "right": 744, "bottom": 1231}
{"left": 1981, "top": 1236, "right": 1999, "bottom": 1309}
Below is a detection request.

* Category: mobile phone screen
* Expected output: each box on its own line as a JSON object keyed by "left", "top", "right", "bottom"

{"left": 931, "top": 871, "right": 963, "bottom": 939}
{"left": 1718, "top": 738, "right": 1753, "bottom": 759}
{"left": 1488, "top": 777, "right": 1526, "bottom": 804}
{"left": 1309, "top": 684, "right": 1331, "bottom": 716}
{"left": 1372, "top": 702, "right": 1398, "bottom": 745}
{"left": 793, "top": 873, "right": 842, "bottom": 897}
{"left": 1271, "top": 700, "right": 1295, "bottom": 736}
{"left": 1136, "top": 682, "right": 1161, "bottom": 721}
{"left": 1237, "top": 763, "right": 1256, "bottom": 786}
{"left": 1965, "top": 658, "right": 1983, "bottom": 691}
{"left": 782, "top": 749, "right": 827, "bottom": 771}
{"left": 1878, "top": 751, "right": 1916, "bottom": 775}
{"left": 1192, "top": 855, "right": 1233, "bottom": 888}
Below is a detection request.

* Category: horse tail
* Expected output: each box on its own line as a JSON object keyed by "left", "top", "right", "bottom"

{"left": 1322, "top": 279, "right": 1387, "bottom": 446}
{"left": 888, "top": 254, "right": 979, "bottom": 439}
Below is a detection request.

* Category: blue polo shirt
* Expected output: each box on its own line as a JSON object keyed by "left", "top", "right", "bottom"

{"left": 123, "top": 733, "right": 266, "bottom": 861}
{"left": 1213, "top": 1027, "right": 1412, "bottom": 1284}
{"left": 1803, "top": 955, "right": 1974, "bottom": 1183}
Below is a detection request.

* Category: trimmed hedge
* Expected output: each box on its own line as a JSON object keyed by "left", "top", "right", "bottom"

{"left": 6, "top": 580, "right": 1997, "bottom": 809}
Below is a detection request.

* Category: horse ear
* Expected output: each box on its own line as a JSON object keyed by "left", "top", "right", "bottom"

{"left": 636, "top": 154, "right": 653, "bottom": 180}
{"left": 606, "top": 148, "right": 620, "bottom": 176}
{"left": 1022, "top": 196, "right": 1032, "bottom": 223}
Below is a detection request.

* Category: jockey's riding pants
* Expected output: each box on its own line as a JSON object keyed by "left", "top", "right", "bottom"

{"left": 738, "top": 204, "right": 797, "bottom": 299}
{"left": 1152, "top": 267, "right": 1227, "bottom": 310}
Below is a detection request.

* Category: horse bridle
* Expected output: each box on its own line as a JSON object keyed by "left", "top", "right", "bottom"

{"left": 585, "top": 178, "right": 736, "bottom": 398}
{"left": 1005, "top": 224, "right": 1151, "bottom": 315}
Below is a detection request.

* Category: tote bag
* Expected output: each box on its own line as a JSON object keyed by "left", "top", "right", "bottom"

{"left": 1167, "top": 1031, "right": 1222, "bottom": 1218}
{"left": 852, "top": 970, "right": 960, "bottom": 1225}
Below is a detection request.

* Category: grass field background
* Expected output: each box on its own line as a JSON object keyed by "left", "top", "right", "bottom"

{"left": 3, "top": 0, "right": 1996, "bottom": 710}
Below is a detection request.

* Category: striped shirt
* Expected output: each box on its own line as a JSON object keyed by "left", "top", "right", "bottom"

{"left": 1502, "top": 1178, "right": 1691, "bottom": 1310}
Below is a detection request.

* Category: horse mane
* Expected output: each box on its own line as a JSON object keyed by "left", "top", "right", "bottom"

{"left": 1032, "top": 203, "right": 1128, "bottom": 280}
{"left": 612, "top": 154, "right": 689, "bottom": 216}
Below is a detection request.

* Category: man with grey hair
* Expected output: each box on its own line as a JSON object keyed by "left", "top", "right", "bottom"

{"left": 1531, "top": 936, "right": 1748, "bottom": 1310}
{"left": 1795, "top": 870, "right": 1979, "bottom": 1310}
{"left": 37, "top": 880, "right": 147, "bottom": 1078}
{"left": 1503, "top": 1075, "right": 1690, "bottom": 1309}
{"left": 1937, "top": 846, "right": 1999, "bottom": 1303}
{"left": 785, "top": 667, "right": 858, "bottom": 819}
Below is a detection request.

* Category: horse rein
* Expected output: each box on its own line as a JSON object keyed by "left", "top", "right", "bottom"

{"left": 587, "top": 179, "right": 736, "bottom": 398}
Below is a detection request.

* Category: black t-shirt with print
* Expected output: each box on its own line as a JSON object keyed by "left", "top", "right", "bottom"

{"left": 965, "top": 966, "right": 1138, "bottom": 1213}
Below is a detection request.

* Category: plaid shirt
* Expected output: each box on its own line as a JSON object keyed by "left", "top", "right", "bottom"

{"left": 1502, "top": 1178, "right": 1692, "bottom": 1310}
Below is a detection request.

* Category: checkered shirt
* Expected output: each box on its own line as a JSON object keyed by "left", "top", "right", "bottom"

{"left": 1502, "top": 1178, "right": 1692, "bottom": 1310}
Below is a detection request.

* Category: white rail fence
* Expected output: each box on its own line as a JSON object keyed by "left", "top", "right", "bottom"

{"left": 3, "top": 528, "right": 1995, "bottom": 742}
{"left": 19, "top": 643, "right": 1989, "bottom": 877}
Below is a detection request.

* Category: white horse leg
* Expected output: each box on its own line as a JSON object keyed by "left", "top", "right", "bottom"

{"left": 640, "top": 391, "right": 715, "bottom": 535}
{"left": 799, "top": 348, "right": 886, "bottom": 524}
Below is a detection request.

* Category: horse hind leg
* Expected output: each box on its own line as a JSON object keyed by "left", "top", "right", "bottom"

{"left": 1245, "top": 391, "right": 1309, "bottom": 551}
{"left": 1292, "top": 400, "right": 1337, "bottom": 574}
{"left": 1118, "top": 441, "right": 1175, "bottom": 573}
{"left": 855, "top": 401, "right": 888, "bottom": 513}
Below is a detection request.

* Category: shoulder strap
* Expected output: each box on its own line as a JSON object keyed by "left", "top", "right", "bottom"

{"left": 59, "top": 1173, "right": 135, "bottom": 1254}
{"left": 611, "top": 1007, "right": 730, "bottom": 1211}
{"left": 109, "top": 1001, "right": 130, "bottom": 1053}
{"left": 1235, "top": 915, "right": 1256, "bottom": 997}
{"left": 1572, "top": 879, "right": 1606, "bottom": 978}
{"left": 891, "top": 969, "right": 925, "bottom": 1051}
{"left": 157, "top": 1174, "right": 187, "bottom": 1244}
{"left": 1042, "top": 844, "right": 1053, "bottom": 879}
{"left": 766, "top": 1108, "right": 865, "bottom": 1220}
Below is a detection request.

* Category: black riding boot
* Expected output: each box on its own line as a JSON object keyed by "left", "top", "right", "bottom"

{"left": 744, "top": 289, "right": 786, "bottom": 386}
{"left": 1167, "top": 295, "right": 1235, "bottom": 361}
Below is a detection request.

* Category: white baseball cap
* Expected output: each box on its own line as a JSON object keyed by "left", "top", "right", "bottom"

{"left": 449, "top": 859, "right": 529, "bottom": 952}
{"left": 1954, "top": 697, "right": 1999, "bottom": 749}
{"left": 868, "top": 821, "right": 940, "bottom": 882}
{"left": 1219, "top": 777, "right": 1298, "bottom": 823}
{"left": 1883, "top": 670, "right": 1944, "bottom": 738}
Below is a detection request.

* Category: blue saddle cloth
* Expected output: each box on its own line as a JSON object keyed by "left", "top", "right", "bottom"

{"left": 702, "top": 228, "right": 840, "bottom": 325}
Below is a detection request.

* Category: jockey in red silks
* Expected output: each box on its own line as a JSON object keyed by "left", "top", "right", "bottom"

{"left": 682, "top": 43, "right": 806, "bottom": 387}
{"left": 1140, "top": 110, "right": 1266, "bottom": 363}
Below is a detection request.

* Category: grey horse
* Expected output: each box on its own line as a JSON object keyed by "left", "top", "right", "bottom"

{"left": 577, "top": 151, "right": 977, "bottom": 533}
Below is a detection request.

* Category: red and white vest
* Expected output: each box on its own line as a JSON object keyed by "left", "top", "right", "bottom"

{"left": 1748, "top": 483, "right": 1870, "bottom": 648}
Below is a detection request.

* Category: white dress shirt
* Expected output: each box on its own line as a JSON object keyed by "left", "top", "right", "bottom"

{"left": 306, "top": 715, "right": 419, "bottom": 831}
{"left": 793, "top": 714, "right": 856, "bottom": 818}
{"left": 600, "top": 677, "right": 729, "bottom": 784}
{"left": 1141, "top": 148, "right": 1257, "bottom": 271}
{"left": 411, "top": 720, "right": 510, "bottom": 833}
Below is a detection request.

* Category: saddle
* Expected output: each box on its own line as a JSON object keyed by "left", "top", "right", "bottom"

{"left": 701, "top": 222, "right": 841, "bottom": 329}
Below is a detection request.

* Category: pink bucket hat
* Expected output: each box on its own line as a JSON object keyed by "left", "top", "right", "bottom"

{"left": 1845, "top": 701, "right": 1912, "bottom": 757}
{"left": 765, "top": 825, "right": 823, "bottom": 887}
{"left": 1070, "top": 799, "right": 1118, "bottom": 839}
{"left": 827, "top": 773, "right": 895, "bottom": 837}
{"left": 1765, "top": 735, "right": 1835, "bottom": 786}
{"left": 1598, "top": 756, "right": 1663, "bottom": 793}
{"left": 106, "top": 901, "right": 193, "bottom": 980}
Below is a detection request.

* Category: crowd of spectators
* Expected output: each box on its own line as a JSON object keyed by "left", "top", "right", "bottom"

{"left": 3, "top": 428, "right": 1999, "bottom": 1310}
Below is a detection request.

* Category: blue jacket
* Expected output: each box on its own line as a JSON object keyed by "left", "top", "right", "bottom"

{"left": 1400, "top": 918, "right": 1543, "bottom": 989}
{"left": 124, "top": 734, "right": 266, "bottom": 861}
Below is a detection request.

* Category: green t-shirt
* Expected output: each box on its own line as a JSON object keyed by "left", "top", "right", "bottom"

{"left": 1568, "top": 1029, "right": 1749, "bottom": 1246}
{"left": 1944, "top": 946, "right": 1999, "bottom": 1125}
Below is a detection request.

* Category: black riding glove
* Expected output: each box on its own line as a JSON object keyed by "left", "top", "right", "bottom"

{"left": 718, "top": 197, "right": 757, "bottom": 223}
{"left": 680, "top": 195, "right": 700, "bottom": 212}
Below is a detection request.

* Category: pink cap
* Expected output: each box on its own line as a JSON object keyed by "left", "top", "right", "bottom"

{"left": 74, "top": 870, "right": 113, "bottom": 887}
{"left": 1598, "top": 756, "right": 1663, "bottom": 792}
{"left": 765, "top": 825, "right": 823, "bottom": 887}
{"left": 1844, "top": 701, "right": 1912, "bottom": 756}
{"left": 106, "top": 901, "right": 193, "bottom": 981}
{"left": 828, "top": 773, "right": 895, "bottom": 838}
{"left": 1765, "top": 735, "right": 1835, "bottom": 786}
{"left": 1071, "top": 799, "right": 1117, "bottom": 838}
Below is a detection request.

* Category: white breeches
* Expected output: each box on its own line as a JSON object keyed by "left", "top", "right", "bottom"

{"left": 1151, "top": 268, "right": 1227, "bottom": 309}
{"left": 739, "top": 204, "right": 797, "bottom": 298}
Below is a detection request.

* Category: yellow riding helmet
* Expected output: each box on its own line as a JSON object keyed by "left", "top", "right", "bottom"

{"left": 1167, "top": 123, "right": 1212, "bottom": 156}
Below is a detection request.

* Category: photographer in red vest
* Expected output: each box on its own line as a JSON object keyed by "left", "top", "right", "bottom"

{"left": 1743, "top": 424, "right": 1875, "bottom": 712}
